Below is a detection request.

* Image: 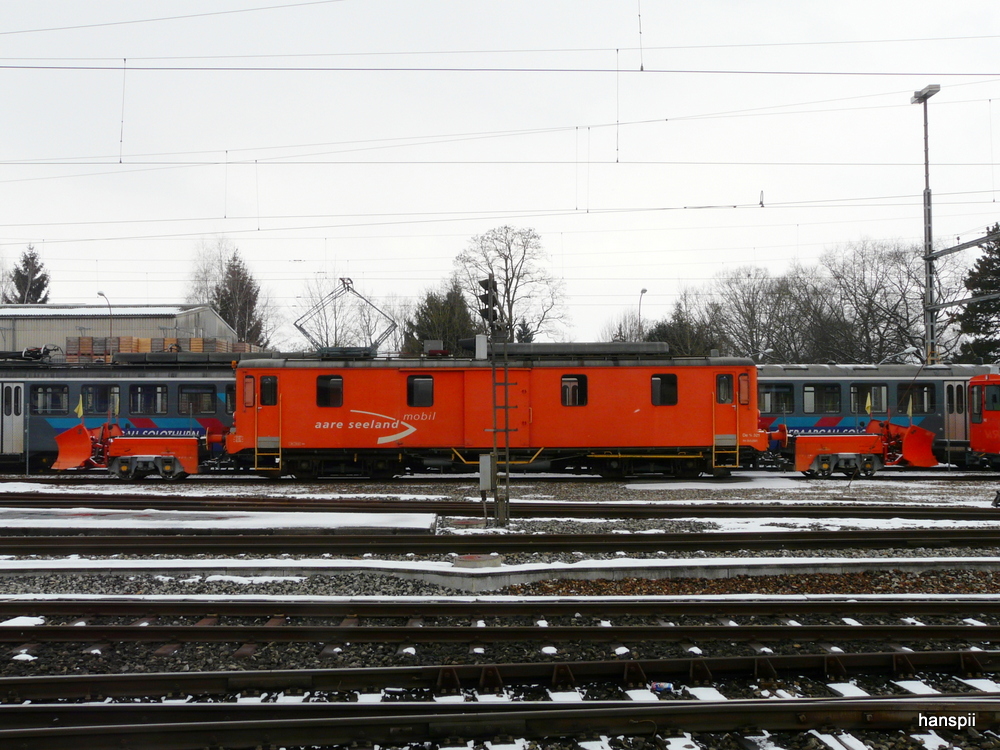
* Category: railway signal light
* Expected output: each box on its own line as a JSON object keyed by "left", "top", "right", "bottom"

{"left": 478, "top": 276, "right": 502, "bottom": 335}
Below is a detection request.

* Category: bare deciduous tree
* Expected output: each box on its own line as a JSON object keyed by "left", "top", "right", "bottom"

{"left": 455, "top": 226, "right": 566, "bottom": 342}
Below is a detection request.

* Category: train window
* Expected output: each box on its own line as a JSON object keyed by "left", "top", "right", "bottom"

{"left": 956, "top": 384, "right": 966, "bottom": 415}
{"left": 716, "top": 374, "right": 733, "bottom": 404}
{"left": 738, "top": 373, "right": 750, "bottom": 405}
{"left": 561, "top": 375, "right": 587, "bottom": 406}
{"left": 129, "top": 384, "right": 168, "bottom": 415}
{"left": 30, "top": 384, "right": 68, "bottom": 415}
{"left": 13, "top": 385, "right": 21, "bottom": 417}
{"left": 850, "top": 383, "right": 887, "bottom": 415}
{"left": 407, "top": 375, "right": 434, "bottom": 407}
{"left": 260, "top": 376, "right": 278, "bottom": 406}
{"left": 986, "top": 385, "right": 1000, "bottom": 411}
{"left": 3, "top": 386, "right": 10, "bottom": 417}
{"left": 317, "top": 375, "right": 344, "bottom": 407}
{"left": 82, "top": 385, "right": 120, "bottom": 416}
{"left": 804, "top": 384, "right": 841, "bottom": 414}
{"left": 243, "top": 375, "right": 255, "bottom": 408}
{"left": 226, "top": 384, "right": 236, "bottom": 414}
{"left": 651, "top": 374, "right": 678, "bottom": 406}
{"left": 947, "top": 384, "right": 955, "bottom": 415}
{"left": 759, "top": 384, "right": 793, "bottom": 414}
{"left": 179, "top": 385, "right": 217, "bottom": 415}
{"left": 971, "top": 385, "right": 983, "bottom": 423}
{"left": 896, "top": 382, "right": 935, "bottom": 415}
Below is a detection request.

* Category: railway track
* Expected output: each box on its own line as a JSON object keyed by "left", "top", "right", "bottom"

{"left": 2, "top": 596, "right": 1000, "bottom": 649}
{"left": 1, "top": 696, "right": 995, "bottom": 750}
{"left": 1, "top": 491, "right": 999, "bottom": 520}
{"left": 3, "top": 527, "right": 1000, "bottom": 555}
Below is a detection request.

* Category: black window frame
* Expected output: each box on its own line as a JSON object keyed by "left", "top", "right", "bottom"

{"left": 759, "top": 383, "right": 794, "bottom": 414}
{"left": 317, "top": 375, "right": 344, "bottom": 408}
{"left": 82, "top": 384, "right": 121, "bottom": 416}
{"left": 178, "top": 384, "right": 218, "bottom": 415}
{"left": 260, "top": 376, "right": 278, "bottom": 406}
{"left": 804, "top": 383, "right": 841, "bottom": 414}
{"left": 651, "top": 373, "right": 678, "bottom": 406}
{"left": 716, "top": 374, "right": 733, "bottom": 404}
{"left": 849, "top": 383, "right": 887, "bottom": 415}
{"left": 407, "top": 375, "right": 434, "bottom": 407}
{"left": 30, "top": 384, "right": 69, "bottom": 416}
{"left": 129, "top": 384, "right": 168, "bottom": 415}
{"left": 897, "top": 382, "right": 936, "bottom": 415}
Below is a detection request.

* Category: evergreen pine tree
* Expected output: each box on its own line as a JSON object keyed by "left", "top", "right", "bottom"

{"left": 3, "top": 246, "right": 50, "bottom": 304}
{"left": 211, "top": 250, "right": 267, "bottom": 347}
{"left": 956, "top": 224, "right": 1000, "bottom": 362}
{"left": 402, "top": 278, "right": 477, "bottom": 355}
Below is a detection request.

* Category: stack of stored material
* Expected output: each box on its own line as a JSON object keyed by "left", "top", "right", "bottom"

{"left": 201, "top": 337, "right": 231, "bottom": 353}
{"left": 65, "top": 335, "right": 249, "bottom": 357}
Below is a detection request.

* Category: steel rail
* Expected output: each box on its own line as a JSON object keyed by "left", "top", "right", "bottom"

{"left": 0, "top": 697, "right": 997, "bottom": 749}
{"left": 1, "top": 622, "right": 998, "bottom": 644}
{"left": 1, "top": 651, "right": 994, "bottom": 703}
{"left": 0, "top": 594, "right": 1000, "bottom": 619}
{"left": 0, "top": 492, "right": 999, "bottom": 520}
{"left": 2, "top": 596, "right": 1000, "bottom": 620}
{"left": 2, "top": 528, "right": 1000, "bottom": 554}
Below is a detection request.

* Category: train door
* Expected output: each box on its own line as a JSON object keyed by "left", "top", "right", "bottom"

{"left": 712, "top": 372, "right": 748, "bottom": 467}
{"left": 250, "top": 373, "right": 281, "bottom": 469}
{"left": 944, "top": 379, "right": 969, "bottom": 444}
{"left": 0, "top": 382, "right": 23, "bottom": 456}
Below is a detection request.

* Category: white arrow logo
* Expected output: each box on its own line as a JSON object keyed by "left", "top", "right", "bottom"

{"left": 350, "top": 410, "right": 417, "bottom": 444}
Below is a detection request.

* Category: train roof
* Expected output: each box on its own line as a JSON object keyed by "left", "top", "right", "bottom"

{"left": 235, "top": 352, "right": 755, "bottom": 370}
{"left": 757, "top": 362, "right": 998, "bottom": 379}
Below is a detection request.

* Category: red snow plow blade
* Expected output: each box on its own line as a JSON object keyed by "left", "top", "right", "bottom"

{"left": 53, "top": 423, "right": 123, "bottom": 471}
{"left": 868, "top": 420, "right": 938, "bottom": 468}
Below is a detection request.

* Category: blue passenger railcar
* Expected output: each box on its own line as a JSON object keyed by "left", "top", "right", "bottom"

{"left": 757, "top": 363, "right": 995, "bottom": 466}
{"left": 0, "top": 352, "right": 240, "bottom": 473}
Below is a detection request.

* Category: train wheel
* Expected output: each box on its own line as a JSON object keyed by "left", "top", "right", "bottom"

{"left": 290, "top": 460, "right": 320, "bottom": 480}
{"left": 674, "top": 459, "right": 703, "bottom": 479}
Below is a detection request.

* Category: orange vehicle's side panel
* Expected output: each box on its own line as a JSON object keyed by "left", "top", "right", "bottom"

{"left": 226, "top": 361, "right": 768, "bottom": 458}
{"left": 272, "top": 369, "right": 469, "bottom": 450}
{"left": 108, "top": 436, "right": 201, "bottom": 474}
{"left": 969, "top": 374, "right": 1000, "bottom": 457}
{"left": 793, "top": 434, "right": 884, "bottom": 472}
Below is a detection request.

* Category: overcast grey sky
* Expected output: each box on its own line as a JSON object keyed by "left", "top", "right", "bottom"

{"left": 2, "top": 1, "right": 999, "bottom": 345}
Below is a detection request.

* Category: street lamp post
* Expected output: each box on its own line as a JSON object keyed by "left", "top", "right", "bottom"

{"left": 97, "top": 291, "right": 112, "bottom": 340}
{"left": 638, "top": 288, "right": 647, "bottom": 339}
{"left": 912, "top": 84, "right": 940, "bottom": 363}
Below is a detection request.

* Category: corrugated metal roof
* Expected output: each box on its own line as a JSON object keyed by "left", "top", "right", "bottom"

{"left": 0, "top": 304, "right": 210, "bottom": 318}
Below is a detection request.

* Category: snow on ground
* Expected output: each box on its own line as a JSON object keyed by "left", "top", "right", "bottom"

{"left": 0, "top": 507, "right": 437, "bottom": 532}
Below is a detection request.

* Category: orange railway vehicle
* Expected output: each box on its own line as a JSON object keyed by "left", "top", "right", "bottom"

{"left": 224, "top": 342, "right": 770, "bottom": 479}
{"left": 969, "top": 373, "right": 1000, "bottom": 467}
